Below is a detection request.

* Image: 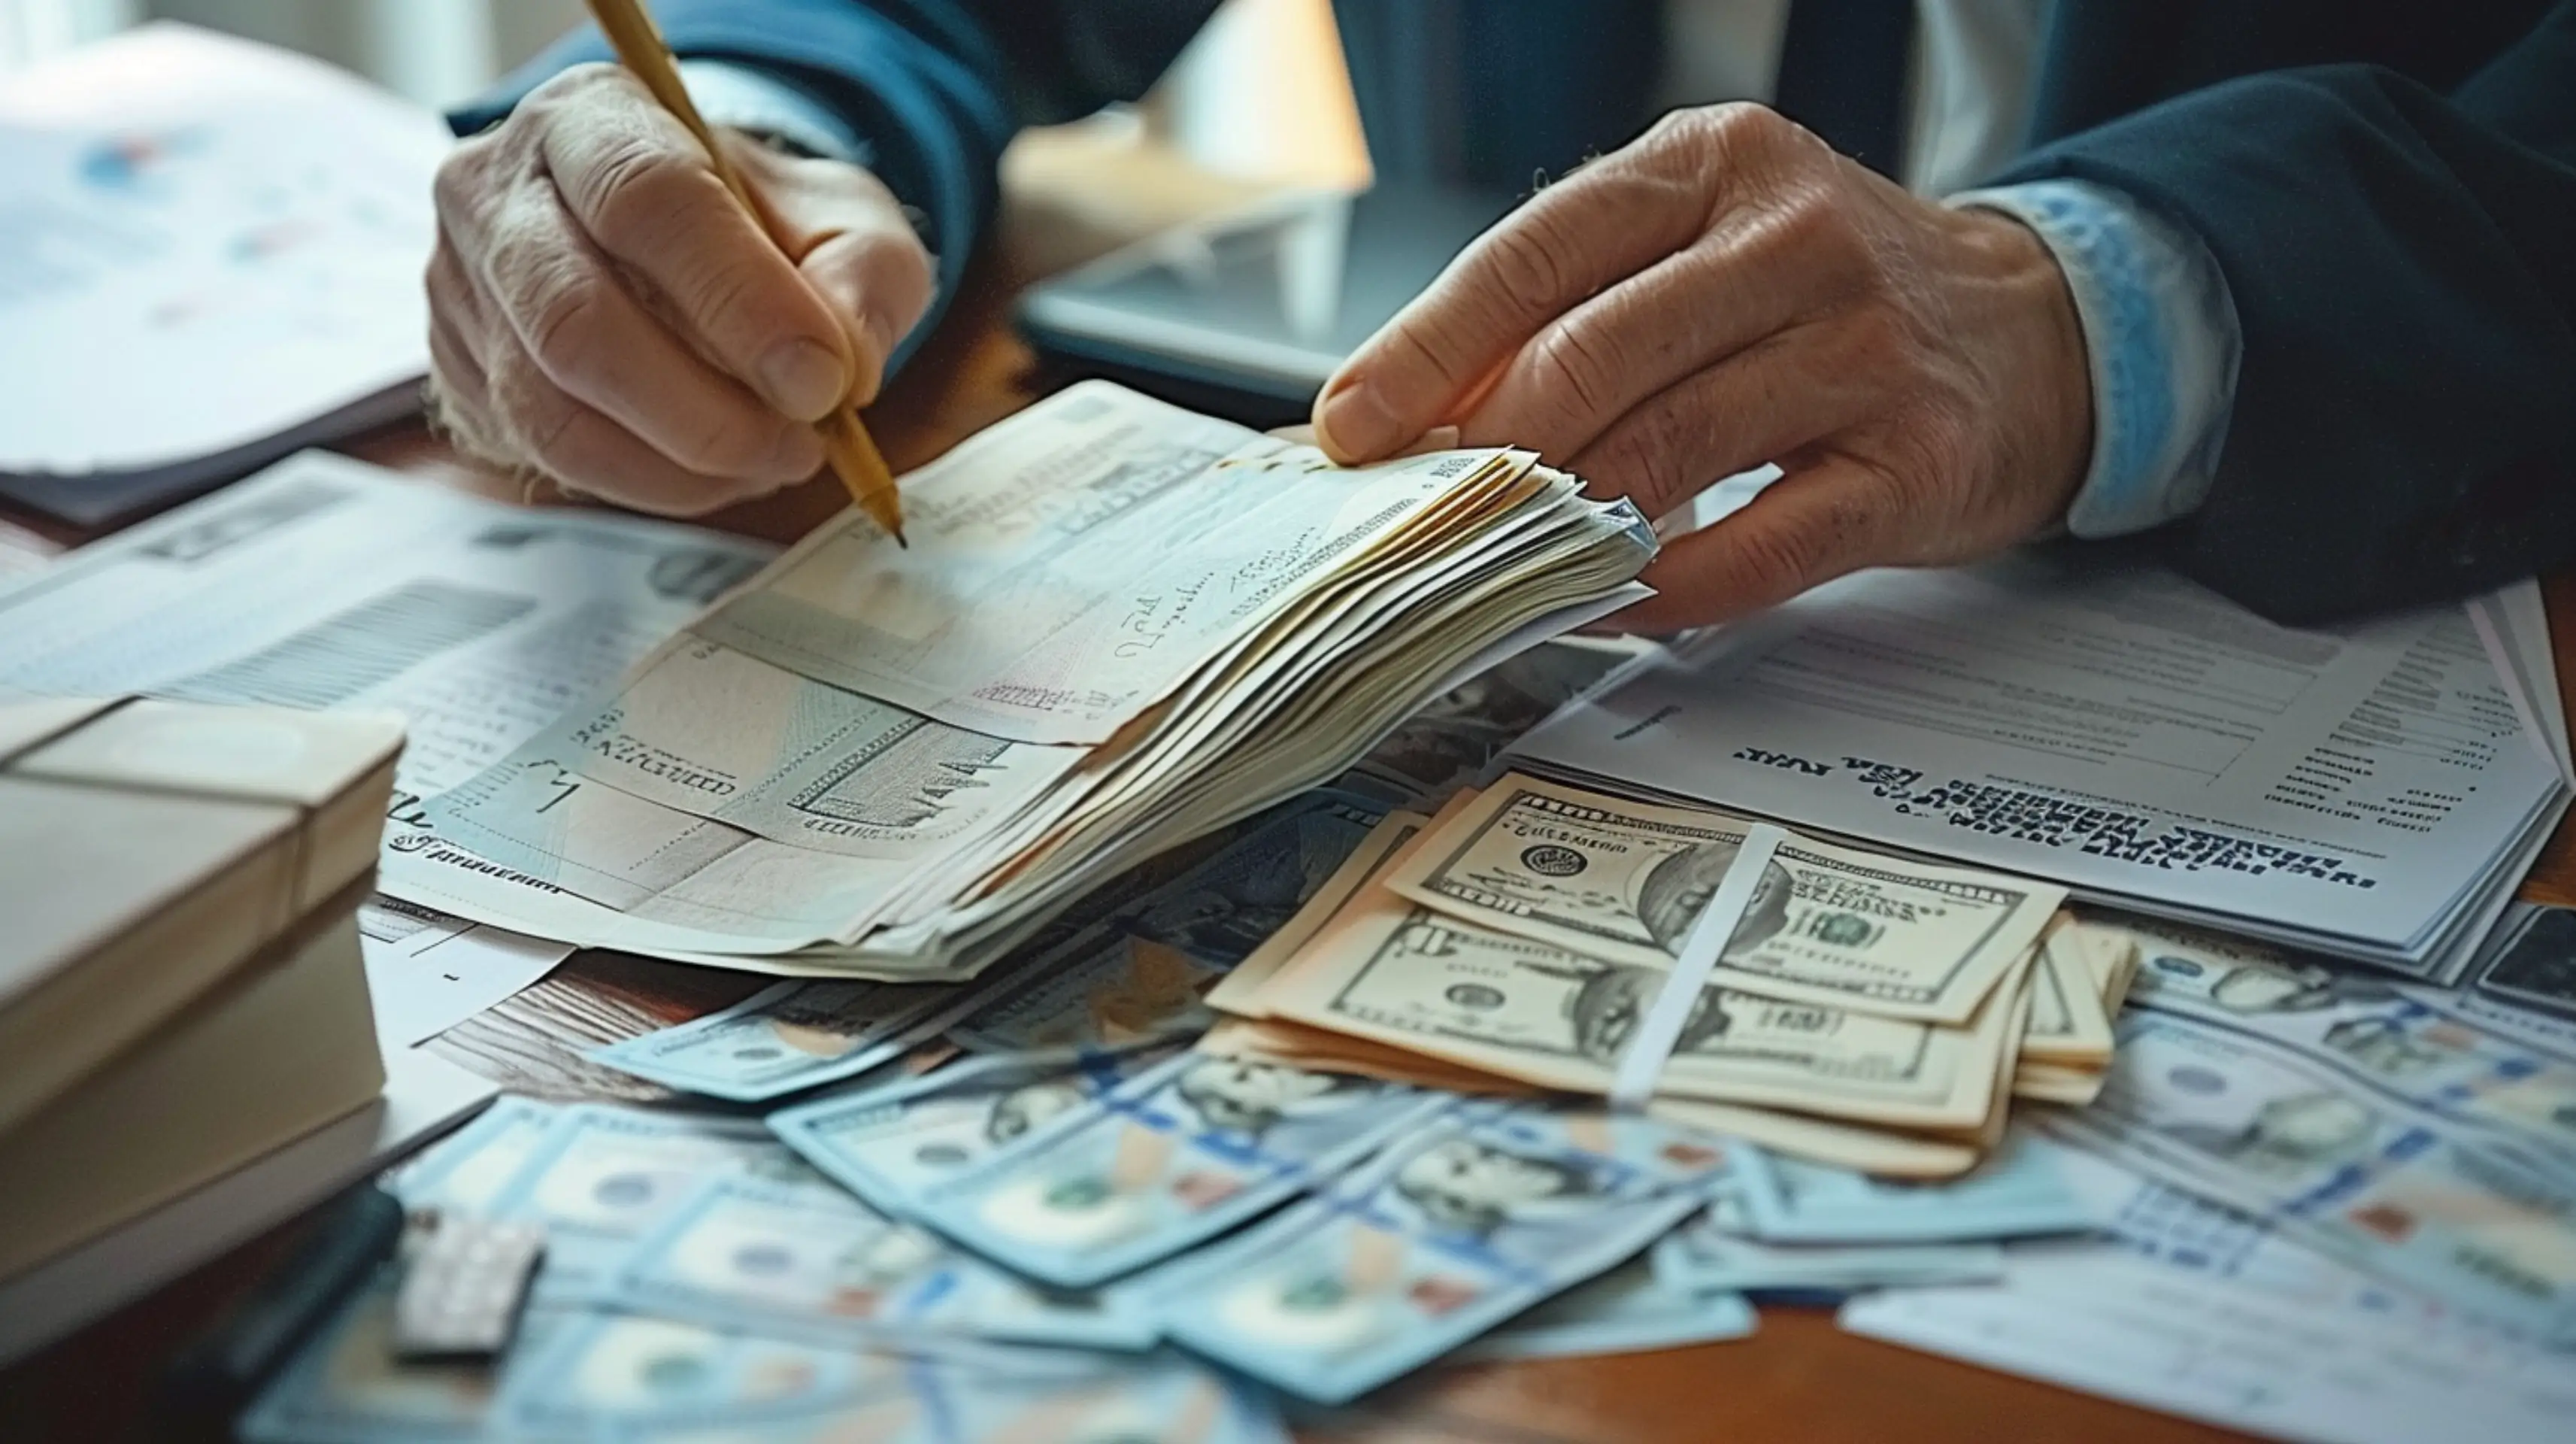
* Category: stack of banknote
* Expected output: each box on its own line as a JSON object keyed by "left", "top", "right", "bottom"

{"left": 376, "top": 381, "right": 1656, "bottom": 981}
{"left": 1199, "top": 772, "right": 2113, "bottom": 1176}
{"left": 241, "top": 736, "right": 2576, "bottom": 1433}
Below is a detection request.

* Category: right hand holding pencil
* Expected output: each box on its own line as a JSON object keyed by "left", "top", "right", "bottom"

{"left": 425, "top": 62, "right": 933, "bottom": 515}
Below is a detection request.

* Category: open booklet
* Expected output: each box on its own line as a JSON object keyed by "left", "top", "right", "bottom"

{"left": 379, "top": 381, "right": 1656, "bottom": 978}
{"left": 1511, "top": 549, "right": 2570, "bottom": 981}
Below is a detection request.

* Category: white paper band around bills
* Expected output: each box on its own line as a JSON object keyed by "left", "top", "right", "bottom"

{"left": 1608, "top": 821, "right": 1788, "bottom": 1111}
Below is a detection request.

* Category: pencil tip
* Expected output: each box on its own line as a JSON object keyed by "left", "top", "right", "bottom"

{"left": 893, "top": 528, "right": 909, "bottom": 549}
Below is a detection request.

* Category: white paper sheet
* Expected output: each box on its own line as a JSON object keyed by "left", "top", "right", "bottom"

{"left": 1515, "top": 554, "right": 2566, "bottom": 972}
{"left": 356, "top": 898, "right": 571, "bottom": 1047}
{"left": 0, "top": 25, "right": 446, "bottom": 480}
{"left": 1843, "top": 1244, "right": 2576, "bottom": 1444}
{"left": 2467, "top": 580, "right": 2569, "bottom": 781}
{"left": 0, "top": 450, "right": 775, "bottom": 799}
{"left": 0, "top": 450, "right": 777, "bottom": 1030}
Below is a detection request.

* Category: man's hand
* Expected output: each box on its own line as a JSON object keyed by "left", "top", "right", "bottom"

{"left": 426, "top": 63, "right": 933, "bottom": 514}
{"left": 1311, "top": 104, "right": 2093, "bottom": 633}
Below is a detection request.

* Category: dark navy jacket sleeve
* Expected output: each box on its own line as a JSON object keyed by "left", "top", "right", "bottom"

{"left": 1996, "top": 2, "right": 2576, "bottom": 623}
{"left": 449, "top": 1, "right": 1217, "bottom": 373}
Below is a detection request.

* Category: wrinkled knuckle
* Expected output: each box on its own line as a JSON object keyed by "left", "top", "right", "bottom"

{"left": 1732, "top": 522, "right": 1820, "bottom": 602}
{"left": 1486, "top": 214, "right": 1581, "bottom": 309}
{"left": 1641, "top": 105, "right": 1723, "bottom": 158}
{"left": 586, "top": 147, "right": 711, "bottom": 253}
{"left": 1528, "top": 323, "right": 1620, "bottom": 424}
{"left": 1380, "top": 309, "right": 1466, "bottom": 387}
{"left": 1774, "top": 189, "right": 1859, "bottom": 259}
{"left": 1710, "top": 102, "right": 1795, "bottom": 155}
{"left": 525, "top": 267, "right": 608, "bottom": 381}
{"left": 1605, "top": 417, "right": 1693, "bottom": 518}
{"left": 1749, "top": 107, "right": 1841, "bottom": 173}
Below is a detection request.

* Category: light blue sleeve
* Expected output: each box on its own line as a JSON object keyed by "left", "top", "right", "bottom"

{"left": 677, "top": 57, "right": 869, "bottom": 165}
{"left": 1947, "top": 178, "right": 2242, "bottom": 538}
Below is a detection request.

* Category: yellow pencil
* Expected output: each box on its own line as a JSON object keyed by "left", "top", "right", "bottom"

{"left": 583, "top": 0, "right": 907, "bottom": 545}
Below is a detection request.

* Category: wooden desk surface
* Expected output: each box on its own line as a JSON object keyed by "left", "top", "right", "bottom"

{"left": 6, "top": 135, "right": 2572, "bottom": 1444}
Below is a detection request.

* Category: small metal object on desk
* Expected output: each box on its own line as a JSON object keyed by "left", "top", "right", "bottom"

{"left": 388, "top": 1209, "right": 544, "bottom": 1361}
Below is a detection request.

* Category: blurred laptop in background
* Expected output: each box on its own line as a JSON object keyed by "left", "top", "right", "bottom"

{"left": 1020, "top": 0, "right": 1659, "bottom": 426}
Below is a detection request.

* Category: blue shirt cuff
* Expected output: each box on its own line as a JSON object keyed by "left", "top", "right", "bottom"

{"left": 1947, "top": 179, "right": 2242, "bottom": 538}
{"left": 678, "top": 58, "right": 870, "bottom": 166}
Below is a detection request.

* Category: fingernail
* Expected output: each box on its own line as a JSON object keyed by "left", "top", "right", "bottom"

{"left": 1315, "top": 379, "right": 1402, "bottom": 462}
{"left": 758, "top": 338, "right": 848, "bottom": 421}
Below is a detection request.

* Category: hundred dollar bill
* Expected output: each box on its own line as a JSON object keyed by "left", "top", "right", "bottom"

{"left": 383, "top": 1095, "right": 559, "bottom": 1215}
{"left": 889, "top": 1359, "right": 1290, "bottom": 1444}
{"left": 2100, "top": 912, "right": 2576, "bottom": 1182}
{"left": 587, "top": 977, "right": 967, "bottom": 1102}
{"left": 1259, "top": 890, "right": 2023, "bottom": 1129}
{"left": 236, "top": 1270, "right": 565, "bottom": 1444}
{"left": 492, "top": 1309, "right": 916, "bottom": 1441}
{"left": 926, "top": 1052, "right": 1444, "bottom": 1288}
{"left": 2061, "top": 913, "right": 2143, "bottom": 1012}
{"left": 1203, "top": 1011, "right": 1993, "bottom": 1178}
{"left": 1143, "top": 1103, "right": 1733, "bottom": 1403}
{"left": 694, "top": 380, "right": 1540, "bottom": 746}
{"left": 2045, "top": 1011, "right": 2576, "bottom": 1342}
{"left": 1735, "top": 1130, "right": 2093, "bottom": 1242}
{"left": 1453, "top": 1255, "right": 1756, "bottom": 1361}
{"left": 610, "top": 1176, "right": 1156, "bottom": 1351}
{"left": 2012, "top": 1060, "right": 2109, "bottom": 1106}
{"left": 768, "top": 1046, "right": 1172, "bottom": 1221}
{"left": 2020, "top": 916, "right": 2119, "bottom": 1065}
{"left": 1651, "top": 1195, "right": 2003, "bottom": 1294}
{"left": 1206, "top": 806, "right": 1431, "bottom": 1021}
{"left": 505, "top": 1345, "right": 1283, "bottom": 1444}
{"left": 1386, "top": 772, "right": 2062, "bottom": 1022}
{"left": 481, "top": 1104, "right": 816, "bottom": 1299}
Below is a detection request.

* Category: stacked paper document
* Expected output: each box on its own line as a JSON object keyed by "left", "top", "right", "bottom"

{"left": 1509, "top": 556, "right": 2574, "bottom": 981}
{"left": 1196, "top": 772, "right": 2129, "bottom": 1177}
{"left": 381, "top": 382, "right": 1656, "bottom": 980}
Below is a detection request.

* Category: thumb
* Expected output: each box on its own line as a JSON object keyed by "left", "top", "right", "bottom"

{"left": 732, "top": 137, "right": 936, "bottom": 407}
